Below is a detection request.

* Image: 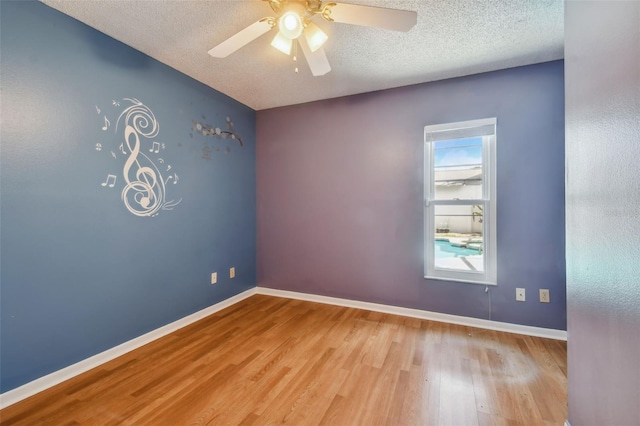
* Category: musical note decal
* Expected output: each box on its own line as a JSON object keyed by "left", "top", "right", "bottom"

{"left": 162, "top": 143, "right": 166, "bottom": 150}
{"left": 95, "top": 105, "right": 101, "bottom": 114}
{"left": 93, "top": 98, "right": 181, "bottom": 217}
{"left": 101, "top": 174, "right": 117, "bottom": 188}
{"left": 166, "top": 165, "right": 171, "bottom": 171}
{"left": 163, "top": 174, "right": 179, "bottom": 185}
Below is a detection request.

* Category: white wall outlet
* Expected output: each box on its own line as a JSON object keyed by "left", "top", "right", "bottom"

{"left": 516, "top": 288, "right": 526, "bottom": 302}
{"left": 540, "top": 289, "right": 550, "bottom": 303}
{"left": 211, "top": 272, "right": 217, "bottom": 285}
{"left": 230, "top": 267, "right": 235, "bottom": 279}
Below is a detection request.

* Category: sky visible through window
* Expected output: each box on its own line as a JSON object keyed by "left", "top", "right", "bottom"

{"left": 434, "top": 137, "right": 483, "bottom": 170}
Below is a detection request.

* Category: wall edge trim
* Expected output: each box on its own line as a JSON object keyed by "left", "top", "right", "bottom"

{"left": 256, "top": 287, "right": 568, "bottom": 341}
{"left": 0, "top": 288, "right": 258, "bottom": 409}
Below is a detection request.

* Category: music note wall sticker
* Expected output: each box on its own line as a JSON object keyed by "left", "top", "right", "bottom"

{"left": 94, "top": 99, "right": 245, "bottom": 216}
{"left": 101, "top": 174, "right": 117, "bottom": 187}
{"left": 93, "top": 98, "right": 181, "bottom": 217}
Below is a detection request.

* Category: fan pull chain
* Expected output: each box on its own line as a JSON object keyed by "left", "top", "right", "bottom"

{"left": 293, "top": 41, "right": 299, "bottom": 74}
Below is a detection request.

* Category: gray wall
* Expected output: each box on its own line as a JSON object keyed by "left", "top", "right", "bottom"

{"left": 565, "top": 1, "right": 640, "bottom": 424}
{"left": 257, "top": 61, "right": 566, "bottom": 330}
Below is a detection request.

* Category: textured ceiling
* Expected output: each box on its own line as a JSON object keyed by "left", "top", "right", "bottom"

{"left": 41, "top": 0, "right": 564, "bottom": 110}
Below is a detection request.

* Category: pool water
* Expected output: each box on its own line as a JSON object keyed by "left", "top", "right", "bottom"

{"left": 435, "top": 240, "right": 481, "bottom": 258}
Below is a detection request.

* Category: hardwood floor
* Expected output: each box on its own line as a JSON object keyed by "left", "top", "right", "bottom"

{"left": 0, "top": 295, "right": 567, "bottom": 425}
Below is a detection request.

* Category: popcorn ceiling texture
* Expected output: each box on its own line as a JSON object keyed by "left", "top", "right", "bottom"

{"left": 41, "top": 0, "right": 563, "bottom": 110}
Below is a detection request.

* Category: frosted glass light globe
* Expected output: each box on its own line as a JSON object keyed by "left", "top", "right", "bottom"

{"left": 278, "top": 11, "right": 303, "bottom": 39}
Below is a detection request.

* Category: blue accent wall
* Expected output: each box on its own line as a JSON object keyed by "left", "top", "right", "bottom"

{"left": 0, "top": 1, "right": 256, "bottom": 393}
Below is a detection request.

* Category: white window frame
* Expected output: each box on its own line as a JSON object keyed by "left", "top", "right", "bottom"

{"left": 424, "top": 118, "right": 497, "bottom": 285}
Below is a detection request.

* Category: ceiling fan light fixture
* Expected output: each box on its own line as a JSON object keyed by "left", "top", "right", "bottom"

{"left": 208, "top": 0, "right": 418, "bottom": 77}
{"left": 304, "top": 22, "right": 328, "bottom": 52}
{"left": 278, "top": 11, "right": 304, "bottom": 40}
{"left": 271, "top": 31, "right": 293, "bottom": 55}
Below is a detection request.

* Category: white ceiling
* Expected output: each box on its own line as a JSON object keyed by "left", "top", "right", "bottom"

{"left": 41, "top": 0, "right": 564, "bottom": 110}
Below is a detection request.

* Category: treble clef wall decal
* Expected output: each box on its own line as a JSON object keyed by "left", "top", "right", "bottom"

{"left": 110, "top": 98, "right": 181, "bottom": 217}
{"left": 121, "top": 125, "right": 165, "bottom": 216}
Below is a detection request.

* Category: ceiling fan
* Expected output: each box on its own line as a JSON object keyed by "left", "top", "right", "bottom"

{"left": 208, "top": 0, "right": 417, "bottom": 76}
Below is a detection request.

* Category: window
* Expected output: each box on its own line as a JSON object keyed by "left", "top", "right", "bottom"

{"left": 424, "top": 118, "right": 496, "bottom": 285}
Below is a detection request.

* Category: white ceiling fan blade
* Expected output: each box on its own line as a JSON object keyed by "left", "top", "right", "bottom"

{"left": 208, "top": 19, "right": 273, "bottom": 58}
{"left": 298, "top": 36, "right": 331, "bottom": 76}
{"left": 326, "top": 3, "right": 417, "bottom": 32}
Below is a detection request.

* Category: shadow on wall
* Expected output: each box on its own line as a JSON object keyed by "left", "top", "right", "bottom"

{"left": 76, "top": 23, "right": 152, "bottom": 70}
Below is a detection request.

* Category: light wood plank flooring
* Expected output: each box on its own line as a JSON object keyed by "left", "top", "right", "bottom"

{"left": 1, "top": 295, "right": 567, "bottom": 425}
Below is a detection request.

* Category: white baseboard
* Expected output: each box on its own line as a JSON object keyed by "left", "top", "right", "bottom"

{"left": 0, "top": 288, "right": 257, "bottom": 410}
{"left": 1, "top": 285, "right": 566, "bottom": 409}
{"left": 255, "top": 287, "right": 568, "bottom": 341}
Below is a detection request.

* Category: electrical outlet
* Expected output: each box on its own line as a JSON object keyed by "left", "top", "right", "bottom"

{"left": 211, "top": 272, "right": 217, "bottom": 285}
{"left": 540, "top": 289, "right": 550, "bottom": 303}
{"left": 516, "top": 288, "right": 526, "bottom": 302}
{"left": 230, "top": 267, "right": 235, "bottom": 279}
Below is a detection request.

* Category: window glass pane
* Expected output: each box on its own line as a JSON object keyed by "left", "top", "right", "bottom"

{"left": 433, "top": 137, "right": 483, "bottom": 200}
{"left": 434, "top": 205, "right": 484, "bottom": 272}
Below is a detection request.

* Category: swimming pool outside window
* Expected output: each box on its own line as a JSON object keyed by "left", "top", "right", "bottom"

{"left": 424, "top": 118, "right": 497, "bottom": 285}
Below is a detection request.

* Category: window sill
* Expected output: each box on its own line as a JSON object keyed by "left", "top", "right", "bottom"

{"left": 424, "top": 275, "right": 497, "bottom": 286}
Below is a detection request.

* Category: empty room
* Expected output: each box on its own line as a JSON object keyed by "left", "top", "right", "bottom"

{"left": 1, "top": 1, "right": 638, "bottom": 425}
